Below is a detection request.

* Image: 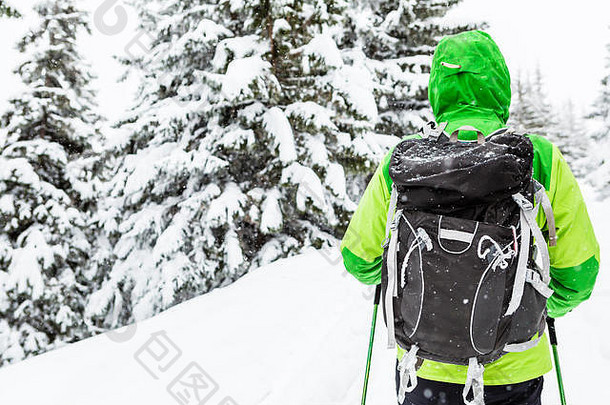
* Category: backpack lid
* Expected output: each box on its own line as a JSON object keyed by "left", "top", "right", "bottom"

{"left": 389, "top": 132, "right": 534, "bottom": 210}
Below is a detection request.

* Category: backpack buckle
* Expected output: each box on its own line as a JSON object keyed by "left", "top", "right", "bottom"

{"left": 512, "top": 193, "right": 534, "bottom": 211}
{"left": 390, "top": 209, "right": 403, "bottom": 231}
{"left": 382, "top": 210, "right": 402, "bottom": 249}
{"left": 421, "top": 121, "right": 448, "bottom": 141}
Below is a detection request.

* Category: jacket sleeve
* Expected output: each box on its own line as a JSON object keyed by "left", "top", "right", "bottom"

{"left": 340, "top": 152, "right": 393, "bottom": 285}
{"left": 545, "top": 146, "right": 600, "bottom": 318}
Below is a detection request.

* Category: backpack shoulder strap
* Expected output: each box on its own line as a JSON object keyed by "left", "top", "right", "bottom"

{"left": 383, "top": 184, "right": 400, "bottom": 349}
{"left": 533, "top": 180, "right": 557, "bottom": 246}
{"left": 382, "top": 183, "right": 399, "bottom": 248}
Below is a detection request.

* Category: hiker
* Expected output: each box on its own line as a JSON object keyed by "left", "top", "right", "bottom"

{"left": 341, "top": 30, "right": 599, "bottom": 405}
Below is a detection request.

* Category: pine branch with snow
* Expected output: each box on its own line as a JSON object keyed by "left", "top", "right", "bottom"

{"left": 0, "top": 0, "right": 19, "bottom": 17}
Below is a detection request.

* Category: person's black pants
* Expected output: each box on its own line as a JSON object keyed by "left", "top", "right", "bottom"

{"left": 395, "top": 368, "right": 543, "bottom": 405}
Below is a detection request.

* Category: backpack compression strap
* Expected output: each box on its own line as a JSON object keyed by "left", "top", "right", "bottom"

{"left": 505, "top": 191, "right": 555, "bottom": 317}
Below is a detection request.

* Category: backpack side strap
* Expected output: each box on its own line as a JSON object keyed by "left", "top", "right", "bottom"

{"left": 462, "top": 358, "right": 485, "bottom": 405}
{"left": 505, "top": 197, "right": 532, "bottom": 316}
{"left": 397, "top": 345, "right": 420, "bottom": 404}
{"left": 505, "top": 191, "right": 554, "bottom": 316}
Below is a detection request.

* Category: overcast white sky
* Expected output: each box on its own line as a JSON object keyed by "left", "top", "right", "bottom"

{"left": 0, "top": 0, "right": 608, "bottom": 121}
{"left": 448, "top": 0, "right": 609, "bottom": 112}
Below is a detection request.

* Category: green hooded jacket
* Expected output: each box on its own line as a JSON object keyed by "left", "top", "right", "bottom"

{"left": 340, "top": 30, "right": 600, "bottom": 385}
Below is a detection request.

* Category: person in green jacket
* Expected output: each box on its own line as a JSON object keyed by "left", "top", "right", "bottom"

{"left": 341, "top": 30, "right": 600, "bottom": 404}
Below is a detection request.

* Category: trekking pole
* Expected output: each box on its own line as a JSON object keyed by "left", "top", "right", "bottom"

{"left": 547, "top": 317, "right": 567, "bottom": 405}
{"left": 361, "top": 284, "right": 382, "bottom": 405}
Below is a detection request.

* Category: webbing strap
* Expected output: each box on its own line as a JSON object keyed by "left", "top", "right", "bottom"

{"left": 450, "top": 126, "right": 485, "bottom": 144}
{"left": 384, "top": 185, "right": 399, "bottom": 349}
{"left": 382, "top": 185, "right": 398, "bottom": 248}
{"left": 534, "top": 182, "right": 557, "bottom": 247}
{"left": 397, "top": 345, "right": 419, "bottom": 404}
{"left": 462, "top": 358, "right": 485, "bottom": 405}
{"left": 505, "top": 208, "right": 531, "bottom": 316}
{"left": 439, "top": 228, "right": 476, "bottom": 244}
{"left": 504, "top": 335, "right": 542, "bottom": 352}
{"left": 521, "top": 204, "right": 551, "bottom": 284}
{"left": 384, "top": 209, "right": 401, "bottom": 349}
{"left": 526, "top": 269, "right": 554, "bottom": 298}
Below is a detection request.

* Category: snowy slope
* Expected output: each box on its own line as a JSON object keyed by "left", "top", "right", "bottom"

{"left": 0, "top": 249, "right": 397, "bottom": 405}
{"left": 0, "top": 192, "right": 607, "bottom": 405}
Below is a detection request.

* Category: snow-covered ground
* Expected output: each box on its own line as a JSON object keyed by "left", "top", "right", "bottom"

{"left": 0, "top": 189, "right": 607, "bottom": 405}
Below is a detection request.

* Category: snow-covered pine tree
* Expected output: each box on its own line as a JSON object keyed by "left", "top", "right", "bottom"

{"left": 87, "top": 0, "right": 381, "bottom": 328}
{"left": 586, "top": 41, "right": 610, "bottom": 196}
{"left": 509, "top": 73, "right": 527, "bottom": 131}
{"left": 509, "top": 69, "right": 555, "bottom": 137}
{"left": 554, "top": 99, "right": 589, "bottom": 177}
{"left": 344, "top": 0, "right": 476, "bottom": 137}
{"left": 87, "top": 0, "right": 481, "bottom": 330}
{"left": 0, "top": 0, "right": 100, "bottom": 365}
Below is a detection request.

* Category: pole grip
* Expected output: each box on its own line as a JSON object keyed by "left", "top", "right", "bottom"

{"left": 373, "top": 284, "right": 381, "bottom": 305}
{"left": 547, "top": 317, "right": 558, "bottom": 346}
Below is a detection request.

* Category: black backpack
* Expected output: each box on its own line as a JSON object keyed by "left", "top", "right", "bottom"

{"left": 381, "top": 123, "right": 556, "bottom": 405}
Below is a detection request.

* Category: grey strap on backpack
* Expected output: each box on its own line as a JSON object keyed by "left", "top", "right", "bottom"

{"left": 504, "top": 335, "right": 543, "bottom": 352}
{"left": 397, "top": 345, "right": 420, "bottom": 403}
{"left": 462, "top": 358, "right": 485, "bottom": 405}
{"left": 505, "top": 185, "right": 556, "bottom": 317}
{"left": 382, "top": 184, "right": 399, "bottom": 249}
{"left": 449, "top": 125, "right": 485, "bottom": 145}
{"left": 534, "top": 181, "right": 557, "bottom": 247}
{"left": 383, "top": 184, "right": 400, "bottom": 349}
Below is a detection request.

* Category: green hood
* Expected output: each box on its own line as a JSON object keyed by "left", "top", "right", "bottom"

{"left": 429, "top": 30, "right": 511, "bottom": 139}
